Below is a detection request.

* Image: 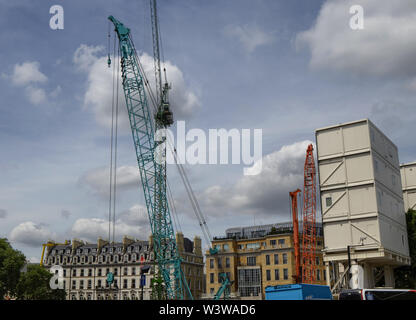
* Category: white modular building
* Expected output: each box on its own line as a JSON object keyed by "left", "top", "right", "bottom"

{"left": 315, "top": 119, "right": 410, "bottom": 289}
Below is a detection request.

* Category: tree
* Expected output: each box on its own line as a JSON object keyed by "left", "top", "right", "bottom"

{"left": 0, "top": 238, "right": 26, "bottom": 299}
{"left": 16, "top": 264, "right": 66, "bottom": 300}
{"left": 395, "top": 209, "right": 416, "bottom": 288}
{"left": 269, "top": 227, "right": 278, "bottom": 235}
{"left": 150, "top": 269, "right": 166, "bottom": 300}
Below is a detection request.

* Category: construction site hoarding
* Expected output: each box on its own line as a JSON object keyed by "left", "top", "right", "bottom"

{"left": 315, "top": 119, "right": 410, "bottom": 266}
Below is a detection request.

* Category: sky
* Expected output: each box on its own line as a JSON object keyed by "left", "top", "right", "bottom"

{"left": 0, "top": 0, "right": 416, "bottom": 262}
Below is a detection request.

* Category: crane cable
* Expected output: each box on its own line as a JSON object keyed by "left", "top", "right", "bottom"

{"left": 166, "top": 179, "right": 182, "bottom": 233}
{"left": 166, "top": 134, "right": 213, "bottom": 246}
{"left": 133, "top": 31, "right": 213, "bottom": 245}
{"left": 108, "top": 27, "right": 120, "bottom": 244}
{"left": 112, "top": 43, "right": 121, "bottom": 244}
{"left": 108, "top": 26, "right": 116, "bottom": 243}
{"left": 130, "top": 32, "right": 206, "bottom": 244}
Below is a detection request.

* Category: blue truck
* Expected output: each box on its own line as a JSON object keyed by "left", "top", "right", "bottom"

{"left": 265, "top": 284, "right": 332, "bottom": 300}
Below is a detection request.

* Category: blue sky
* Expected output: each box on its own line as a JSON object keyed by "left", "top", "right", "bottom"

{"left": 1, "top": 0, "right": 416, "bottom": 261}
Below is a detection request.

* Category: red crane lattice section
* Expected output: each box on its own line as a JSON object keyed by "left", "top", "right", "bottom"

{"left": 301, "top": 144, "right": 317, "bottom": 284}
{"left": 290, "top": 189, "right": 302, "bottom": 284}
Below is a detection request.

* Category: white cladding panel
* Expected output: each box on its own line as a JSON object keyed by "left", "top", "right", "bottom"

{"left": 315, "top": 128, "right": 344, "bottom": 158}
{"left": 345, "top": 154, "right": 374, "bottom": 184}
{"left": 369, "top": 122, "right": 400, "bottom": 169}
{"left": 323, "top": 217, "right": 380, "bottom": 250}
{"left": 378, "top": 216, "right": 409, "bottom": 255}
{"left": 376, "top": 183, "right": 406, "bottom": 226}
{"left": 321, "top": 186, "right": 377, "bottom": 220}
{"left": 342, "top": 122, "right": 370, "bottom": 153}
{"left": 373, "top": 153, "right": 402, "bottom": 197}
{"left": 402, "top": 164, "right": 416, "bottom": 188}
{"left": 318, "top": 154, "right": 374, "bottom": 187}
{"left": 316, "top": 119, "right": 409, "bottom": 260}
{"left": 401, "top": 162, "right": 416, "bottom": 211}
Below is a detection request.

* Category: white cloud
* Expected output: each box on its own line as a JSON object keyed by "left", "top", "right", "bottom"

{"left": 73, "top": 44, "right": 105, "bottom": 71}
{"left": 297, "top": 0, "right": 416, "bottom": 80}
{"left": 70, "top": 204, "right": 150, "bottom": 243}
{"left": 200, "top": 140, "right": 314, "bottom": 217}
{"left": 73, "top": 44, "right": 201, "bottom": 130}
{"left": 225, "top": 24, "right": 274, "bottom": 53}
{"left": 25, "top": 86, "right": 47, "bottom": 105}
{"left": 80, "top": 165, "right": 141, "bottom": 197}
{"left": 9, "top": 222, "right": 57, "bottom": 247}
{"left": 11, "top": 61, "right": 47, "bottom": 86}
{"left": 28, "top": 257, "right": 41, "bottom": 264}
{"left": 7, "top": 61, "right": 59, "bottom": 105}
{"left": 50, "top": 85, "right": 62, "bottom": 98}
{"left": 0, "top": 209, "right": 7, "bottom": 219}
{"left": 118, "top": 204, "right": 148, "bottom": 226}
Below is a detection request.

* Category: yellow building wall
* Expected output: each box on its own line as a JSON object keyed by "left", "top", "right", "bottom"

{"left": 205, "top": 233, "right": 327, "bottom": 299}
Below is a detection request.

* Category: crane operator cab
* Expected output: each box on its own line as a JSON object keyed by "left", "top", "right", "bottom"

{"left": 156, "top": 103, "right": 174, "bottom": 127}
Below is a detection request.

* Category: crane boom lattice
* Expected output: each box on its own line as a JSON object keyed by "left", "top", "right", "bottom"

{"left": 301, "top": 144, "right": 317, "bottom": 284}
{"left": 108, "top": 15, "right": 191, "bottom": 300}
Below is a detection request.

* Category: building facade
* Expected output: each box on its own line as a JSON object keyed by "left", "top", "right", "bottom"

{"left": 42, "top": 233, "right": 204, "bottom": 300}
{"left": 315, "top": 119, "right": 410, "bottom": 290}
{"left": 204, "top": 222, "right": 326, "bottom": 300}
{"left": 176, "top": 233, "right": 205, "bottom": 299}
{"left": 401, "top": 162, "right": 416, "bottom": 212}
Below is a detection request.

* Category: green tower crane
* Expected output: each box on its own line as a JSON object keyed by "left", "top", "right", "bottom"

{"left": 108, "top": 15, "right": 191, "bottom": 300}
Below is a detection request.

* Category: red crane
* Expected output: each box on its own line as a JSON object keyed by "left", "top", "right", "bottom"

{"left": 290, "top": 189, "right": 302, "bottom": 284}
{"left": 301, "top": 144, "right": 317, "bottom": 283}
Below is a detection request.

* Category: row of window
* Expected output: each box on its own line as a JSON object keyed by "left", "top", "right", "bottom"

{"left": 209, "top": 268, "right": 326, "bottom": 284}
{"left": 213, "top": 239, "right": 322, "bottom": 253}
{"left": 70, "top": 292, "right": 146, "bottom": 300}
{"left": 213, "top": 239, "right": 290, "bottom": 252}
{"left": 70, "top": 277, "right": 143, "bottom": 290}
{"left": 208, "top": 253, "right": 295, "bottom": 270}
{"left": 208, "top": 272, "right": 232, "bottom": 284}
{"left": 265, "top": 269, "right": 289, "bottom": 281}
{"left": 264, "top": 253, "right": 288, "bottom": 266}
{"left": 209, "top": 257, "right": 231, "bottom": 269}
{"left": 67, "top": 266, "right": 149, "bottom": 277}
{"left": 54, "top": 245, "right": 149, "bottom": 256}
{"left": 48, "top": 253, "right": 151, "bottom": 265}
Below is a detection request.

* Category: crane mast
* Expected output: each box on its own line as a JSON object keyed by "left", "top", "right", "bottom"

{"left": 301, "top": 144, "right": 317, "bottom": 283}
{"left": 108, "top": 15, "right": 190, "bottom": 300}
{"left": 290, "top": 189, "right": 302, "bottom": 284}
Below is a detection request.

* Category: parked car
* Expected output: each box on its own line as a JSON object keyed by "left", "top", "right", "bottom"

{"left": 339, "top": 288, "right": 416, "bottom": 300}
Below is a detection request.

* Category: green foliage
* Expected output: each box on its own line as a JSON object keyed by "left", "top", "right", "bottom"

{"left": 150, "top": 269, "right": 166, "bottom": 300}
{"left": 269, "top": 227, "right": 278, "bottom": 235}
{"left": 16, "top": 264, "right": 66, "bottom": 300}
{"left": 0, "top": 238, "right": 26, "bottom": 299}
{"left": 395, "top": 209, "right": 416, "bottom": 288}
